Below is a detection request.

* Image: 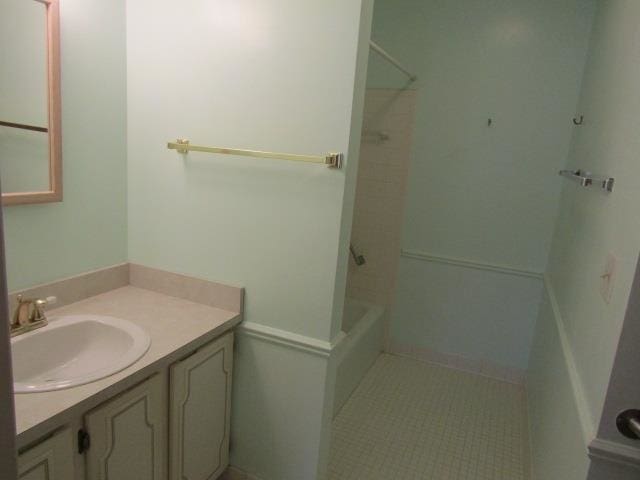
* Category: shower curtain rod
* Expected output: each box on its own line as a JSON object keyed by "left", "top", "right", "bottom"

{"left": 369, "top": 40, "right": 417, "bottom": 82}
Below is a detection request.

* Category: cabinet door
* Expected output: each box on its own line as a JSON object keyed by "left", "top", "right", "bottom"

{"left": 170, "top": 333, "right": 233, "bottom": 480}
{"left": 18, "top": 428, "right": 75, "bottom": 480}
{"left": 84, "top": 374, "right": 167, "bottom": 480}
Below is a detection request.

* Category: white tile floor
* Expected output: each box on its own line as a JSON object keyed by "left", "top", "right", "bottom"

{"left": 329, "top": 354, "right": 530, "bottom": 480}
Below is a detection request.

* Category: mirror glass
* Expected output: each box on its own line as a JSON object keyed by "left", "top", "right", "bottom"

{"left": 0, "top": 0, "right": 61, "bottom": 205}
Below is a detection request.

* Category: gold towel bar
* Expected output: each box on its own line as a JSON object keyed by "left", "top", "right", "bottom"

{"left": 167, "top": 139, "right": 343, "bottom": 169}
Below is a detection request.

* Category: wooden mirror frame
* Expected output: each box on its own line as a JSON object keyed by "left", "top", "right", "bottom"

{"left": 2, "top": 0, "right": 62, "bottom": 206}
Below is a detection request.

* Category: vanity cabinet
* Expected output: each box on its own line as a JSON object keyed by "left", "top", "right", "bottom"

{"left": 18, "top": 428, "right": 75, "bottom": 480}
{"left": 17, "top": 331, "right": 235, "bottom": 480}
{"left": 169, "top": 332, "right": 233, "bottom": 480}
{"left": 84, "top": 374, "right": 167, "bottom": 480}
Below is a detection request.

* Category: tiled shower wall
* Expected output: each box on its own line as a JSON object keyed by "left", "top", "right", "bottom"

{"left": 347, "top": 89, "right": 417, "bottom": 307}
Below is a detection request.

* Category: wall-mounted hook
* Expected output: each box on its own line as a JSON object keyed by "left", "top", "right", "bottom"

{"left": 573, "top": 115, "right": 584, "bottom": 125}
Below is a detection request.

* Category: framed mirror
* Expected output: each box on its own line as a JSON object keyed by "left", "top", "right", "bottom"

{"left": 0, "top": 0, "right": 61, "bottom": 206}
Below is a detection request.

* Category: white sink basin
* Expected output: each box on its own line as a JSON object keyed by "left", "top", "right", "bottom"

{"left": 11, "top": 315, "right": 151, "bottom": 393}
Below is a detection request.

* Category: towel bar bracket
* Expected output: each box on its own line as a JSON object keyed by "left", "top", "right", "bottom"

{"left": 325, "top": 153, "right": 343, "bottom": 169}
{"left": 175, "top": 138, "right": 190, "bottom": 154}
{"left": 559, "top": 169, "right": 615, "bottom": 193}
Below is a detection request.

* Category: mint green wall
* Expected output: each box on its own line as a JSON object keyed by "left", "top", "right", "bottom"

{"left": 371, "top": 0, "right": 595, "bottom": 370}
{"left": 392, "top": 259, "right": 543, "bottom": 370}
{"left": 546, "top": 0, "right": 640, "bottom": 430}
{"left": 2, "top": 0, "right": 128, "bottom": 292}
{"left": 126, "top": 1, "right": 372, "bottom": 478}
{"left": 528, "top": 3, "right": 640, "bottom": 477}
{"left": 370, "top": 0, "right": 595, "bottom": 272}
{"left": 231, "top": 337, "right": 333, "bottom": 479}
{"left": 528, "top": 288, "right": 591, "bottom": 479}
{"left": 126, "top": 0, "right": 367, "bottom": 344}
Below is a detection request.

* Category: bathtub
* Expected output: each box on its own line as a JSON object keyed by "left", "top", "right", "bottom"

{"left": 333, "top": 298, "right": 385, "bottom": 417}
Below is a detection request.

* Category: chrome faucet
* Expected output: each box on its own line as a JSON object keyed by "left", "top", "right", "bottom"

{"left": 10, "top": 295, "right": 56, "bottom": 337}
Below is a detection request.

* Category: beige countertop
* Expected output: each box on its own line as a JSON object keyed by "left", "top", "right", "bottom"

{"left": 14, "top": 285, "right": 241, "bottom": 449}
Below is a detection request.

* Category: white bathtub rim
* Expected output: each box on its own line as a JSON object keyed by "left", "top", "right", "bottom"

{"left": 335, "top": 299, "right": 384, "bottom": 365}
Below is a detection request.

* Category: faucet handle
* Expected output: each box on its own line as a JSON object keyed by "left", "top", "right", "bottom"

{"left": 34, "top": 296, "right": 57, "bottom": 307}
{"left": 12, "top": 294, "right": 33, "bottom": 327}
{"left": 31, "top": 296, "right": 57, "bottom": 322}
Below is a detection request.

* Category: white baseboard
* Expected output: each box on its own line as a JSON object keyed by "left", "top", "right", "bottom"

{"left": 589, "top": 438, "right": 640, "bottom": 471}
{"left": 543, "top": 274, "right": 595, "bottom": 443}
{"left": 387, "top": 342, "right": 526, "bottom": 385}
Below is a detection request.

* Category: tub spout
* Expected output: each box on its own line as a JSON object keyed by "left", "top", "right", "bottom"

{"left": 350, "top": 243, "right": 366, "bottom": 266}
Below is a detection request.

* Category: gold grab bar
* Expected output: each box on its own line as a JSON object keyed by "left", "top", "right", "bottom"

{"left": 167, "top": 139, "right": 343, "bottom": 169}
